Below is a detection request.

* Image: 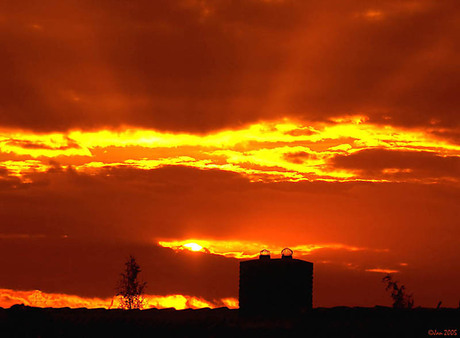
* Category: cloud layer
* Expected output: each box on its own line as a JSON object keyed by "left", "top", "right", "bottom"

{"left": 0, "top": 0, "right": 458, "bottom": 132}
{"left": 0, "top": 166, "right": 459, "bottom": 306}
{"left": 1, "top": 0, "right": 459, "bottom": 309}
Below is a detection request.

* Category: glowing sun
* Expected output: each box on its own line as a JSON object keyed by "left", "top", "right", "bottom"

{"left": 183, "top": 243, "right": 203, "bottom": 252}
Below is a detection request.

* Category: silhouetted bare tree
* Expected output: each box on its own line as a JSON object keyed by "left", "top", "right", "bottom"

{"left": 382, "top": 274, "right": 414, "bottom": 309}
{"left": 116, "top": 255, "right": 147, "bottom": 310}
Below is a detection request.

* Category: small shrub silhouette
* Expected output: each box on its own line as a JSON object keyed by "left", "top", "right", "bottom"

{"left": 116, "top": 255, "right": 147, "bottom": 310}
{"left": 382, "top": 274, "right": 414, "bottom": 309}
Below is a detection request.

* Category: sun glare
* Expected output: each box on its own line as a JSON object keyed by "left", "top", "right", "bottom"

{"left": 183, "top": 243, "right": 203, "bottom": 252}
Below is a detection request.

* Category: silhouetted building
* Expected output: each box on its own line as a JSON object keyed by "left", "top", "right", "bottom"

{"left": 239, "top": 248, "right": 313, "bottom": 316}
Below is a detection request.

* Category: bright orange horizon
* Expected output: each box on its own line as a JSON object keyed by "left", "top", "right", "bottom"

{"left": 0, "top": 0, "right": 459, "bottom": 309}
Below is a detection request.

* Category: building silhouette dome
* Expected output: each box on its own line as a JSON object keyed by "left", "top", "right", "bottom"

{"left": 281, "top": 248, "right": 293, "bottom": 258}
{"left": 259, "top": 249, "right": 270, "bottom": 260}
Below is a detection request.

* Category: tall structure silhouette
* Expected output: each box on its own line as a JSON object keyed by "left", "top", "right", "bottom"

{"left": 239, "top": 248, "right": 313, "bottom": 315}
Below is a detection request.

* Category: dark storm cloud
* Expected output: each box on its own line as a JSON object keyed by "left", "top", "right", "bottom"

{"left": 0, "top": 0, "right": 458, "bottom": 132}
{"left": 0, "top": 166, "right": 253, "bottom": 240}
{"left": 332, "top": 149, "right": 460, "bottom": 179}
{"left": 0, "top": 165, "right": 458, "bottom": 248}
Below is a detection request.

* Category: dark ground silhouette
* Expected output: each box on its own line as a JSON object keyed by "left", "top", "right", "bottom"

{"left": 1, "top": 305, "right": 459, "bottom": 337}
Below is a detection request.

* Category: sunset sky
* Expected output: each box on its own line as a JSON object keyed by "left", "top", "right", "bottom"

{"left": 0, "top": 0, "right": 459, "bottom": 309}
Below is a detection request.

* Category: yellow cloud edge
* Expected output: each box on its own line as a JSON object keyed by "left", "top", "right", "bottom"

{"left": 0, "top": 118, "right": 459, "bottom": 183}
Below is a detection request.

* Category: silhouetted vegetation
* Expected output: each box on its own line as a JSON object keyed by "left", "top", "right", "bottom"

{"left": 116, "top": 255, "right": 147, "bottom": 310}
{"left": 382, "top": 274, "right": 414, "bottom": 309}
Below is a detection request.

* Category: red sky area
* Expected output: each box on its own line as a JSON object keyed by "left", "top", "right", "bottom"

{"left": 0, "top": 0, "right": 459, "bottom": 308}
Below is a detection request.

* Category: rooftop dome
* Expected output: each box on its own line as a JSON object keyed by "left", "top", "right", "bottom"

{"left": 259, "top": 249, "right": 270, "bottom": 260}
{"left": 281, "top": 248, "right": 293, "bottom": 259}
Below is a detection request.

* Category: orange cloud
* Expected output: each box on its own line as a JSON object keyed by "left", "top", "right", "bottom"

{"left": 0, "top": 288, "right": 238, "bottom": 310}
{"left": 365, "top": 268, "right": 400, "bottom": 274}
{"left": 1, "top": 0, "right": 457, "bottom": 135}
{"left": 1, "top": 118, "right": 459, "bottom": 183}
{"left": 157, "top": 238, "right": 378, "bottom": 260}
